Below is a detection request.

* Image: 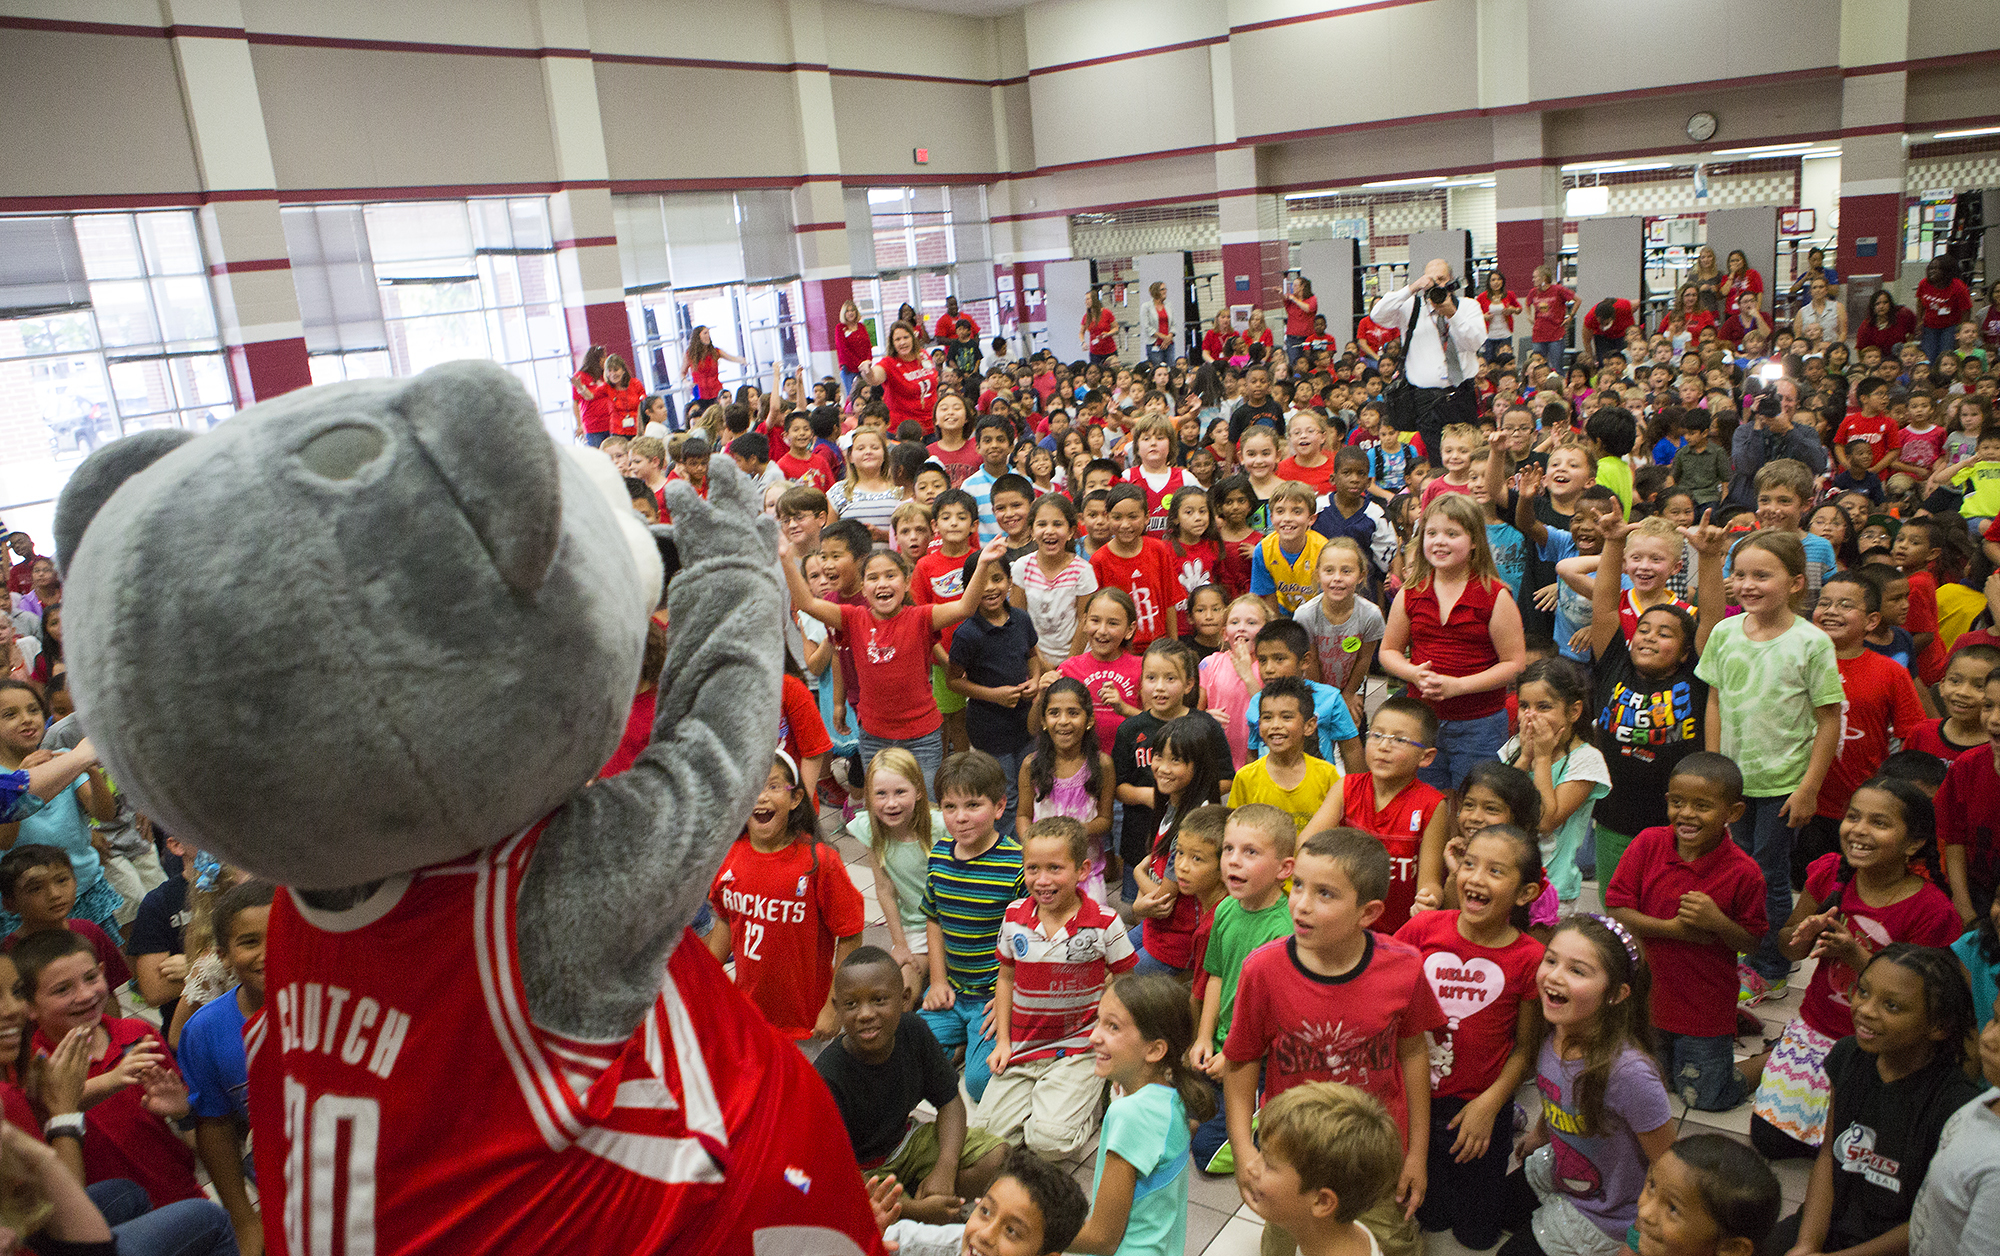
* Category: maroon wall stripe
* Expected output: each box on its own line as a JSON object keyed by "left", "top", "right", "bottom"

{"left": 208, "top": 258, "right": 291, "bottom": 276}
{"left": 1230, "top": 0, "right": 1439, "bottom": 37}
{"left": 593, "top": 51, "right": 823, "bottom": 73}
{"left": 1030, "top": 35, "right": 1226, "bottom": 77}
{"left": 793, "top": 221, "right": 848, "bottom": 234}
{"left": 555, "top": 235, "right": 619, "bottom": 250}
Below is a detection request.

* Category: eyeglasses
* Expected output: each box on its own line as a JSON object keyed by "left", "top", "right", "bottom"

{"left": 1366, "top": 731, "right": 1430, "bottom": 751}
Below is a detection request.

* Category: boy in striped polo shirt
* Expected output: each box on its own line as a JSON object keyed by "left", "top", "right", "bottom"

{"left": 973, "top": 817, "right": 1137, "bottom": 1164}
{"left": 921, "top": 750, "right": 1025, "bottom": 1104}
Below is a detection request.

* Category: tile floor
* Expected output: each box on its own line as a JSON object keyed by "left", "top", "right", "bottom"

{"left": 826, "top": 830, "right": 1818, "bottom": 1255}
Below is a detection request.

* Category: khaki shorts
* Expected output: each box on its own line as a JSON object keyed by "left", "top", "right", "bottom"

{"left": 874, "top": 1119, "right": 1009, "bottom": 1189}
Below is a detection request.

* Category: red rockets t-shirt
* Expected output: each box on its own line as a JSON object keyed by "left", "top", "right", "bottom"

{"left": 709, "top": 837, "right": 866, "bottom": 1039}
{"left": 1341, "top": 774, "right": 1445, "bottom": 934}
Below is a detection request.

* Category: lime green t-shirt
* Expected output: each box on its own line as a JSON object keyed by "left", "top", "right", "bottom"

{"left": 1693, "top": 615, "right": 1844, "bottom": 798}
{"left": 1595, "top": 455, "right": 1633, "bottom": 519}
{"left": 1202, "top": 896, "right": 1294, "bottom": 1049}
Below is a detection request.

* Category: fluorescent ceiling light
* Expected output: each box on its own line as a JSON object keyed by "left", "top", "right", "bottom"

{"left": 1361, "top": 177, "right": 1445, "bottom": 188}
{"left": 1713, "top": 142, "right": 1813, "bottom": 156}
{"left": 1439, "top": 178, "right": 1497, "bottom": 188}
{"left": 1285, "top": 190, "right": 1342, "bottom": 200}
{"left": 1933, "top": 126, "right": 2000, "bottom": 140}
{"left": 1800, "top": 149, "right": 1841, "bottom": 159}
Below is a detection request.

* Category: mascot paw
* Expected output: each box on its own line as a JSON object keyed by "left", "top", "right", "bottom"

{"left": 658, "top": 461, "right": 780, "bottom": 572}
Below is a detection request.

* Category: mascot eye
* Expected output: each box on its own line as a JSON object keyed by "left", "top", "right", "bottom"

{"left": 299, "top": 424, "right": 389, "bottom": 482}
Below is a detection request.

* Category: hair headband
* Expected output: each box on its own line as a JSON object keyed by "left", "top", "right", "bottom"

{"left": 1586, "top": 913, "right": 1641, "bottom": 970}
{"left": 773, "top": 747, "right": 800, "bottom": 785}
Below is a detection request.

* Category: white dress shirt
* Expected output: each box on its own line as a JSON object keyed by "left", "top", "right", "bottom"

{"left": 1369, "top": 286, "right": 1487, "bottom": 388}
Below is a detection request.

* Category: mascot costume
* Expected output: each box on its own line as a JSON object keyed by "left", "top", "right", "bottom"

{"left": 52, "top": 361, "right": 885, "bottom": 1255}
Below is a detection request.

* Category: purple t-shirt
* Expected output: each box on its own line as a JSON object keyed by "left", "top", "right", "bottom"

{"left": 1534, "top": 1041, "right": 1673, "bottom": 1237}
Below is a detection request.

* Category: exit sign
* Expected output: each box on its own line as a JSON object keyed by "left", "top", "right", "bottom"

{"left": 913, "top": 147, "right": 929, "bottom": 165}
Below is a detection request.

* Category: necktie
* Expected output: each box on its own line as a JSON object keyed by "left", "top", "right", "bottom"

{"left": 1436, "top": 311, "right": 1463, "bottom": 386}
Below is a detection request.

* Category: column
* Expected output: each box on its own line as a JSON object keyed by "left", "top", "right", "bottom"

{"left": 532, "top": 0, "right": 631, "bottom": 369}
{"left": 787, "top": 0, "right": 851, "bottom": 379}
{"left": 1835, "top": 72, "right": 1907, "bottom": 290}
{"left": 1836, "top": 0, "right": 1911, "bottom": 291}
{"left": 159, "top": 1, "right": 310, "bottom": 402}
{"left": 1491, "top": 114, "right": 1563, "bottom": 290}
{"left": 1215, "top": 150, "right": 1286, "bottom": 322}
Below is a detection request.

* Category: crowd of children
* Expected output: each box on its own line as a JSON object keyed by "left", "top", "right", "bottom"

{"left": 644, "top": 293, "right": 2000, "bottom": 1256}
{"left": 8, "top": 278, "right": 2000, "bottom": 1256}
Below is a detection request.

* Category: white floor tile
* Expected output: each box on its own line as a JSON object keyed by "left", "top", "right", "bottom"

{"left": 1198, "top": 1216, "right": 1266, "bottom": 1256}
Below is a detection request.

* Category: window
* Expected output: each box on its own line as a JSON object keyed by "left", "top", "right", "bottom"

{"left": 293, "top": 198, "right": 576, "bottom": 441}
{"left": 0, "top": 210, "right": 234, "bottom": 535}
{"left": 615, "top": 193, "right": 808, "bottom": 416}
{"left": 864, "top": 186, "right": 997, "bottom": 347}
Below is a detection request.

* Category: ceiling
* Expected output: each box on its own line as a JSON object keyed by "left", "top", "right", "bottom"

{"left": 853, "top": 0, "right": 1033, "bottom": 15}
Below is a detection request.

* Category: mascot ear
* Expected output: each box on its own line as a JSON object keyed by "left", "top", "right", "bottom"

{"left": 398, "top": 362, "right": 562, "bottom": 596}
{"left": 52, "top": 428, "right": 196, "bottom": 578}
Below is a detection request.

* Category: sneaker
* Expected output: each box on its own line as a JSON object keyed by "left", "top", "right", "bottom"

{"left": 1738, "top": 961, "right": 1787, "bottom": 1007}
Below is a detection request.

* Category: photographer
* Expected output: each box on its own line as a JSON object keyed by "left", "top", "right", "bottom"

{"left": 1726, "top": 375, "right": 1825, "bottom": 508}
{"left": 1370, "top": 258, "right": 1485, "bottom": 466}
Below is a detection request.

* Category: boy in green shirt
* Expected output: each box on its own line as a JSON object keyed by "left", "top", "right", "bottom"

{"left": 1952, "top": 430, "right": 2000, "bottom": 529}
{"left": 1189, "top": 803, "right": 1296, "bottom": 1174}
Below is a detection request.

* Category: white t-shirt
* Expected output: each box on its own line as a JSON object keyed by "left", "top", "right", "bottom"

{"left": 1011, "top": 552, "right": 1098, "bottom": 667}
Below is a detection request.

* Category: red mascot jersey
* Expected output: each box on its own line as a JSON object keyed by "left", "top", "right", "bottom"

{"left": 245, "top": 823, "right": 885, "bottom": 1256}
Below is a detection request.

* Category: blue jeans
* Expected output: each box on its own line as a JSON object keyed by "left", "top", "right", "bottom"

{"left": 859, "top": 730, "right": 944, "bottom": 800}
{"left": 840, "top": 368, "right": 861, "bottom": 398}
{"left": 921, "top": 996, "right": 996, "bottom": 1102}
{"left": 988, "top": 747, "right": 1026, "bottom": 839}
{"left": 1147, "top": 345, "right": 1172, "bottom": 367}
{"left": 1126, "top": 923, "right": 1186, "bottom": 977}
{"left": 1191, "top": 1079, "right": 1232, "bottom": 1173}
{"left": 1482, "top": 336, "right": 1512, "bottom": 362}
{"left": 1285, "top": 335, "right": 1307, "bottom": 366}
{"left": 1531, "top": 339, "right": 1566, "bottom": 370}
{"left": 584, "top": 430, "right": 610, "bottom": 448}
{"left": 1732, "top": 795, "right": 1798, "bottom": 982}
{"left": 88, "top": 1180, "right": 237, "bottom": 1256}
{"left": 1418, "top": 709, "right": 1509, "bottom": 793}
{"left": 1659, "top": 1031, "right": 1753, "bottom": 1111}
{"left": 1922, "top": 322, "right": 1955, "bottom": 367}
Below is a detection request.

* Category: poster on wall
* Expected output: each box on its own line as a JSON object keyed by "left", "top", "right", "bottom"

{"left": 1780, "top": 209, "right": 1816, "bottom": 236}
{"left": 1230, "top": 304, "right": 1252, "bottom": 332}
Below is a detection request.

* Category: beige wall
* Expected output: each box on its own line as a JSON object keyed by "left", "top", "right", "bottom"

{"left": 594, "top": 63, "right": 804, "bottom": 181}
{"left": 1231, "top": 0, "right": 1480, "bottom": 141}
{"left": 0, "top": 28, "right": 201, "bottom": 197}
{"left": 831, "top": 76, "right": 998, "bottom": 176}
{"left": 1525, "top": 0, "right": 1839, "bottom": 99}
{"left": 251, "top": 45, "right": 559, "bottom": 191}
{"left": 1028, "top": 45, "right": 1217, "bottom": 168}
{"left": 1541, "top": 77, "right": 1845, "bottom": 160}
{"left": 1907, "top": 0, "right": 2000, "bottom": 61}
{"left": 824, "top": 0, "right": 998, "bottom": 79}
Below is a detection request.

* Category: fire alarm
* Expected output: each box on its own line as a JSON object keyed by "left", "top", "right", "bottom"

{"left": 913, "top": 147, "right": 930, "bottom": 165}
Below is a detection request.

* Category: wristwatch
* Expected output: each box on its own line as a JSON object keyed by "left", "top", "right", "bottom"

{"left": 42, "top": 1112, "right": 83, "bottom": 1141}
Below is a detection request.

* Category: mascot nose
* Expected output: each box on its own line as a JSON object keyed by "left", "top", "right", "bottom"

{"left": 298, "top": 423, "right": 390, "bottom": 482}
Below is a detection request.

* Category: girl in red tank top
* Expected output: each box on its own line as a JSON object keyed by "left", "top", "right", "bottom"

{"left": 1380, "top": 493, "right": 1528, "bottom": 790}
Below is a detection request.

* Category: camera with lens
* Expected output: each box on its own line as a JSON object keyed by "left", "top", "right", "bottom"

{"left": 1742, "top": 366, "right": 1786, "bottom": 419}
{"left": 1424, "top": 279, "right": 1460, "bottom": 305}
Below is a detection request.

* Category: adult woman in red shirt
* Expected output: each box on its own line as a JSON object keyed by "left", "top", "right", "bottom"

{"left": 1081, "top": 291, "right": 1118, "bottom": 364}
{"left": 1241, "top": 308, "right": 1275, "bottom": 362}
{"left": 1916, "top": 255, "right": 1974, "bottom": 365}
{"left": 864, "top": 320, "right": 939, "bottom": 435}
{"left": 571, "top": 345, "right": 616, "bottom": 446}
{"left": 1475, "top": 271, "right": 1521, "bottom": 362}
{"left": 1201, "top": 310, "right": 1233, "bottom": 363}
{"left": 1857, "top": 290, "right": 1917, "bottom": 358}
{"left": 1282, "top": 277, "right": 1318, "bottom": 366}
{"left": 681, "top": 326, "right": 745, "bottom": 404}
{"left": 1657, "top": 284, "right": 1716, "bottom": 351}
{"left": 1526, "top": 264, "right": 1575, "bottom": 369}
{"left": 1720, "top": 250, "right": 1764, "bottom": 320}
{"left": 835, "top": 300, "right": 873, "bottom": 399}
{"left": 602, "top": 353, "right": 645, "bottom": 438}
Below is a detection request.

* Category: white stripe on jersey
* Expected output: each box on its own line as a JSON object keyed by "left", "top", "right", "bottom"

{"left": 473, "top": 828, "right": 586, "bottom": 1150}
